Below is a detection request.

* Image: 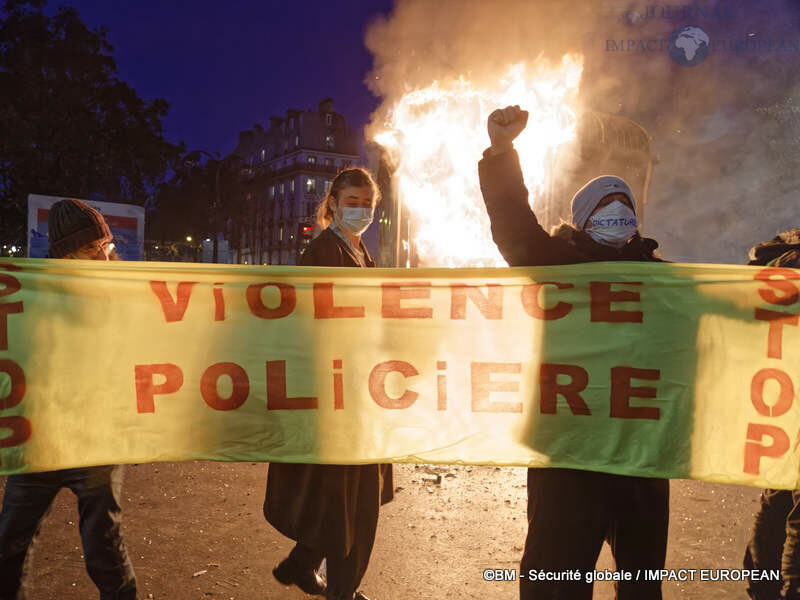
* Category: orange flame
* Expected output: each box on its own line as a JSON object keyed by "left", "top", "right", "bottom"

{"left": 373, "top": 55, "right": 584, "bottom": 267}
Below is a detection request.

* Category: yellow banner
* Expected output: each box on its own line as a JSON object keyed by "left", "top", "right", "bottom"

{"left": 0, "top": 259, "right": 799, "bottom": 488}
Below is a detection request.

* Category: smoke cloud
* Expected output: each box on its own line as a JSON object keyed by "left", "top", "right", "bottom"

{"left": 366, "top": 0, "right": 800, "bottom": 263}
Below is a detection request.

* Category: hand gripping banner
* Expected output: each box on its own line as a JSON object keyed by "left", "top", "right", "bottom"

{"left": 0, "top": 259, "right": 799, "bottom": 489}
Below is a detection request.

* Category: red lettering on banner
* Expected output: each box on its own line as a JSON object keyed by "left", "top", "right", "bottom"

{"left": 149, "top": 281, "right": 197, "bottom": 322}
{"left": 266, "top": 360, "right": 317, "bottom": 409}
{"left": 471, "top": 362, "right": 522, "bottom": 413}
{"left": 247, "top": 283, "right": 296, "bottom": 319}
{"left": 0, "top": 302, "right": 23, "bottom": 351}
{"left": 213, "top": 283, "right": 225, "bottom": 321}
{"left": 755, "top": 268, "right": 800, "bottom": 306}
{"left": 450, "top": 284, "right": 502, "bottom": 320}
{"left": 0, "top": 273, "right": 21, "bottom": 297}
{"left": 0, "top": 270, "right": 23, "bottom": 351}
{"left": 590, "top": 282, "right": 643, "bottom": 323}
{"left": 437, "top": 361, "right": 447, "bottom": 410}
{"left": 539, "top": 363, "right": 590, "bottom": 415}
{"left": 0, "top": 416, "right": 32, "bottom": 465}
{"left": 381, "top": 283, "right": 433, "bottom": 318}
{"left": 750, "top": 368, "right": 794, "bottom": 418}
{"left": 369, "top": 360, "right": 419, "bottom": 409}
{"left": 610, "top": 366, "right": 660, "bottom": 420}
{"left": 134, "top": 364, "right": 184, "bottom": 413}
{"left": 333, "top": 359, "right": 344, "bottom": 410}
{"left": 0, "top": 359, "right": 25, "bottom": 409}
{"left": 754, "top": 308, "right": 798, "bottom": 359}
{"left": 744, "top": 423, "right": 790, "bottom": 475}
{"left": 313, "top": 283, "right": 365, "bottom": 318}
{"left": 521, "top": 282, "right": 574, "bottom": 320}
{"left": 201, "top": 362, "right": 249, "bottom": 410}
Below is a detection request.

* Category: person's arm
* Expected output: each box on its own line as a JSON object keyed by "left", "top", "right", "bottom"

{"left": 479, "top": 106, "right": 574, "bottom": 267}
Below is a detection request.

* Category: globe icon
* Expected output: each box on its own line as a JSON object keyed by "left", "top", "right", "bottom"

{"left": 668, "top": 25, "right": 710, "bottom": 66}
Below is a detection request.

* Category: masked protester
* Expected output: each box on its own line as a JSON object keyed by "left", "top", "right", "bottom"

{"left": 743, "top": 229, "right": 800, "bottom": 600}
{"left": 264, "top": 168, "right": 392, "bottom": 600}
{"left": 478, "top": 105, "right": 668, "bottom": 600}
{"left": 0, "top": 199, "right": 137, "bottom": 600}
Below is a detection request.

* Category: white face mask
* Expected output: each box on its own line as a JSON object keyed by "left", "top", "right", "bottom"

{"left": 585, "top": 200, "right": 637, "bottom": 248}
{"left": 337, "top": 207, "right": 374, "bottom": 235}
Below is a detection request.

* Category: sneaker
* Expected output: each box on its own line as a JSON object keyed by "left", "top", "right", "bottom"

{"left": 272, "top": 556, "right": 327, "bottom": 596}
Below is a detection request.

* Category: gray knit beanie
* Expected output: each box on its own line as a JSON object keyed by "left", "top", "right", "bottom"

{"left": 48, "top": 199, "right": 111, "bottom": 258}
{"left": 570, "top": 176, "right": 635, "bottom": 230}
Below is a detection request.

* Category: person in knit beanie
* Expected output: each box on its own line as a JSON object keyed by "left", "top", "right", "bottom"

{"left": 479, "top": 105, "right": 667, "bottom": 600}
{"left": 0, "top": 198, "right": 136, "bottom": 599}
{"left": 743, "top": 229, "right": 800, "bottom": 600}
{"left": 47, "top": 198, "right": 114, "bottom": 259}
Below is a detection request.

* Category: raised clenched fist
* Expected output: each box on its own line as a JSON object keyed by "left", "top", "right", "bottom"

{"left": 487, "top": 105, "right": 529, "bottom": 154}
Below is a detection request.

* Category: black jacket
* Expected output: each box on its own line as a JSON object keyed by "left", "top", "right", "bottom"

{"left": 299, "top": 227, "right": 375, "bottom": 268}
{"left": 265, "top": 224, "right": 392, "bottom": 557}
{"left": 748, "top": 229, "right": 800, "bottom": 268}
{"left": 478, "top": 149, "right": 662, "bottom": 266}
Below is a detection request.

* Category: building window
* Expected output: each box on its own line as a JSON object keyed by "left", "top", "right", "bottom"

{"left": 325, "top": 135, "right": 335, "bottom": 149}
{"left": 279, "top": 226, "right": 283, "bottom": 242}
{"left": 324, "top": 180, "right": 332, "bottom": 193}
{"left": 269, "top": 185, "right": 275, "bottom": 199}
{"left": 290, "top": 179, "right": 295, "bottom": 193}
{"left": 326, "top": 113, "right": 333, "bottom": 126}
{"left": 295, "top": 135, "right": 299, "bottom": 147}
{"left": 260, "top": 148, "right": 266, "bottom": 162}
{"left": 280, "top": 182, "right": 285, "bottom": 195}
{"left": 290, "top": 117, "right": 296, "bottom": 130}
{"left": 306, "top": 177, "right": 316, "bottom": 193}
{"left": 307, "top": 155, "right": 317, "bottom": 165}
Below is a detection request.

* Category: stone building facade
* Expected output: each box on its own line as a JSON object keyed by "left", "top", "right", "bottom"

{"left": 232, "top": 98, "right": 359, "bottom": 264}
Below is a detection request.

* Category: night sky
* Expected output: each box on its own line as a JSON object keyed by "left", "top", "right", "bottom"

{"left": 58, "top": 0, "right": 395, "bottom": 157}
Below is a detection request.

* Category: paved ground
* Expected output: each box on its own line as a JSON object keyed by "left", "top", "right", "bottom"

{"left": 0, "top": 462, "right": 762, "bottom": 599}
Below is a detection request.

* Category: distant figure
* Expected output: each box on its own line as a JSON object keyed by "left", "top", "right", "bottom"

{"left": 743, "top": 229, "right": 800, "bottom": 600}
{"left": 0, "top": 199, "right": 137, "bottom": 599}
{"left": 479, "top": 105, "right": 669, "bottom": 599}
{"left": 264, "top": 168, "right": 392, "bottom": 600}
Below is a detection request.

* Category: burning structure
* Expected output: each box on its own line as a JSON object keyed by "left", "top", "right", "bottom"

{"left": 373, "top": 108, "right": 656, "bottom": 268}
{"left": 368, "top": 53, "right": 656, "bottom": 268}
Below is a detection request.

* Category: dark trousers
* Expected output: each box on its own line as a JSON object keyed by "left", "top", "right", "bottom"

{"left": 284, "top": 473, "right": 379, "bottom": 598}
{"left": 744, "top": 488, "right": 800, "bottom": 600}
{"left": 520, "top": 468, "right": 669, "bottom": 600}
{"left": 0, "top": 466, "right": 136, "bottom": 600}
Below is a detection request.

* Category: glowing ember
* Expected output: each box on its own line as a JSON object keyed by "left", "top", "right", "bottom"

{"left": 372, "top": 55, "right": 584, "bottom": 267}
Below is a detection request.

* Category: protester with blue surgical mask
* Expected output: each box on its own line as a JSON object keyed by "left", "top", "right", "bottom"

{"left": 479, "top": 105, "right": 668, "bottom": 600}
{"left": 264, "top": 167, "right": 392, "bottom": 600}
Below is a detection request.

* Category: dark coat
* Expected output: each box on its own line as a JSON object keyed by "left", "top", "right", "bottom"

{"left": 264, "top": 225, "right": 393, "bottom": 556}
{"left": 748, "top": 229, "right": 800, "bottom": 267}
{"left": 297, "top": 226, "right": 376, "bottom": 268}
{"left": 480, "top": 149, "right": 670, "bottom": 589}
{"left": 478, "top": 149, "right": 663, "bottom": 267}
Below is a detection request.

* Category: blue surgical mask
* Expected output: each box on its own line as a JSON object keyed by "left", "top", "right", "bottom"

{"left": 337, "top": 207, "right": 374, "bottom": 235}
{"left": 585, "top": 201, "right": 637, "bottom": 248}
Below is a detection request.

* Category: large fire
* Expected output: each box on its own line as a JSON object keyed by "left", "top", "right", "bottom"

{"left": 372, "top": 55, "right": 584, "bottom": 267}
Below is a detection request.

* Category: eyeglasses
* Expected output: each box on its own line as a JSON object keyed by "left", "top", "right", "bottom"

{"left": 73, "top": 240, "right": 115, "bottom": 260}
